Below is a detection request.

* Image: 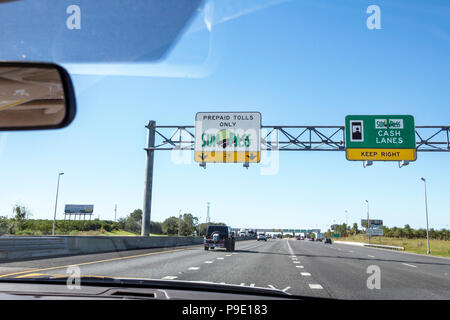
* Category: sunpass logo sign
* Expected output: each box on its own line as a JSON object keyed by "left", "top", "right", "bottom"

{"left": 375, "top": 119, "right": 404, "bottom": 129}
{"left": 202, "top": 129, "right": 251, "bottom": 148}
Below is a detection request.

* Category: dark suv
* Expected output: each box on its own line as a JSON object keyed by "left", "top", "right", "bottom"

{"left": 204, "top": 225, "right": 235, "bottom": 251}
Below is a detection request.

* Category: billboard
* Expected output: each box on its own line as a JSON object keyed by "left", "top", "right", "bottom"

{"left": 361, "top": 219, "right": 383, "bottom": 227}
{"left": 64, "top": 204, "right": 94, "bottom": 214}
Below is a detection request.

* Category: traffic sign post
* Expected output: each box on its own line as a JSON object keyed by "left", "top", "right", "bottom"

{"left": 195, "top": 112, "right": 261, "bottom": 164}
{"left": 345, "top": 115, "right": 416, "bottom": 161}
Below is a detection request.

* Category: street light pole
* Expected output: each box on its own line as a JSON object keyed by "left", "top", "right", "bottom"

{"left": 52, "top": 172, "right": 64, "bottom": 236}
{"left": 365, "top": 200, "right": 370, "bottom": 244}
{"left": 421, "top": 178, "right": 431, "bottom": 254}
{"left": 178, "top": 209, "right": 182, "bottom": 237}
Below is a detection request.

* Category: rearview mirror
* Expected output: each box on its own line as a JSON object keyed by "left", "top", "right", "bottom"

{"left": 0, "top": 62, "right": 76, "bottom": 130}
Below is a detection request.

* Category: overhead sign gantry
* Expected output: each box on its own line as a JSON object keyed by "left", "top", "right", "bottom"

{"left": 140, "top": 113, "right": 450, "bottom": 236}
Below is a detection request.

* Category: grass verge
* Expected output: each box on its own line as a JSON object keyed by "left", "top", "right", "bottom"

{"left": 336, "top": 235, "right": 450, "bottom": 258}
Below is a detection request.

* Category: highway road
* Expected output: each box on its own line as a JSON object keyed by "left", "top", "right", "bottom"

{"left": 1, "top": 239, "right": 449, "bottom": 299}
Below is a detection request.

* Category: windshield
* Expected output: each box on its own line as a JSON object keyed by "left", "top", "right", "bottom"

{"left": 1, "top": 0, "right": 450, "bottom": 303}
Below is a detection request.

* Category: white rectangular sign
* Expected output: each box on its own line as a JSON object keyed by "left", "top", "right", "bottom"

{"left": 195, "top": 112, "right": 261, "bottom": 163}
{"left": 366, "top": 228, "right": 384, "bottom": 236}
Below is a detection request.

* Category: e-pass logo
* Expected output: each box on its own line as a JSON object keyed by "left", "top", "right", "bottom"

{"left": 375, "top": 119, "right": 404, "bottom": 129}
{"left": 350, "top": 120, "right": 364, "bottom": 142}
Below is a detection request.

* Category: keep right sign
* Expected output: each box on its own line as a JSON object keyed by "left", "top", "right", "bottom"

{"left": 345, "top": 115, "right": 416, "bottom": 161}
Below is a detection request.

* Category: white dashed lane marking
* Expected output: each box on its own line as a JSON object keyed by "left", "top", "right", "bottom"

{"left": 309, "top": 284, "right": 323, "bottom": 289}
{"left": 204, "top": 261, "right": 213, "bottom": 264}
{"left": 368, "top": 255, "right": 375, "bottom": 258}
{"left": 161, "top": 276, "right": 178, "bottom": 280}
{"left": 188, "top": 267, "right": 200, "bottom": 270}
{"left": 402, "top": 263, "right": 417, "bottom": 268}
{"left": 295, "top": 265, "right": 304, "bottom": 268}
{"left": 216, "top": 257, "right": 224, "bottom": 260}
{"left": 300, "top": 272, "right": 311, "bottom": 276}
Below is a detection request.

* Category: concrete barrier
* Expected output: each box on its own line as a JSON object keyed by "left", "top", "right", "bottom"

{"left": 0, "top": 235, "right": 255, "bottom": 263}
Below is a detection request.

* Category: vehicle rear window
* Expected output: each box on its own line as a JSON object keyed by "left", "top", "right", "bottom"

{"left": 206, "top": 226, "right": 228, "bottom": 235}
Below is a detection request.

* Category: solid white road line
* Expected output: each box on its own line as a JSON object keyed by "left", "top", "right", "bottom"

{"left": 402, "top": 263, "right": 417, "bottom": 268}
{"left": 309, "top": 284, "right": 323, "bottom": 289}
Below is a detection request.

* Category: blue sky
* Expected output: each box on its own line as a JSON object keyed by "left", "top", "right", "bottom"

{"left": 1, "top": 0, "right": 449, "bottom": 232}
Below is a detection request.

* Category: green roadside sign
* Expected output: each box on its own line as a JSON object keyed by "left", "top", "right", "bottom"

{"left": 345, "top": 115, "right": 416, "bottom": 161}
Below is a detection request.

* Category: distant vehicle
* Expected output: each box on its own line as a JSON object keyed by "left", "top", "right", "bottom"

{"left": 257, "top": 233, "right": 267, "bottom": 241}
{"left": 238, "top": 228, "right": 249, "bottom": 237}
{"left": 204, "top": 225, "right": 235, "bottom": 251}
{"left": 324, "top": 238, "right": 332, "bottom": 244}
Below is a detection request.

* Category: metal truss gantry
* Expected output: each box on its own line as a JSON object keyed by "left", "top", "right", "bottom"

{"left": 146, "top": 124, "right": 450, "bottom": 152}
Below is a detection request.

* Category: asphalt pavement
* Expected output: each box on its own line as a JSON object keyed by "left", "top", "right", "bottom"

{"left": 0, "top": 239, "right": 449, "bottom": 299}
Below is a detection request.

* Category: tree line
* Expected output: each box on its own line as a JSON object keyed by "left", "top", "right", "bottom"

{"left": 0, "top": 205, "right": 226, "bottom": 237}
{"left": 324, "top": 222, "right": 450, "bottom": 241}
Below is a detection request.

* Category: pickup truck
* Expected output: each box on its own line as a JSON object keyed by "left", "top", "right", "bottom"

{"left": 204, "top": 225, "right": 235, "bottom": 251}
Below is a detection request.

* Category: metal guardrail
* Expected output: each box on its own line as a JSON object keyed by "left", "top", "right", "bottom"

{"left": 364, "top": 244, "right": 404, "bottom": 251}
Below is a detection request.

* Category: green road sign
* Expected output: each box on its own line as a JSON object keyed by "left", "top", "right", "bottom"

{"left": 345, "top": 115, "right": 416, "bottom": 161}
